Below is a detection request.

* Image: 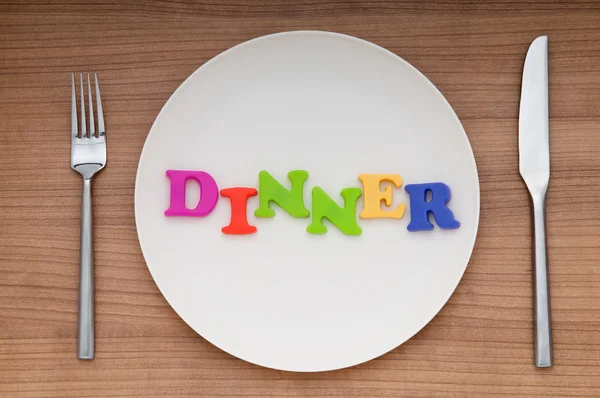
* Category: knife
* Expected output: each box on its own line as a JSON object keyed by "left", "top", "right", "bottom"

{"left": 519, "top": 35, "right": 553, "bottom": 368}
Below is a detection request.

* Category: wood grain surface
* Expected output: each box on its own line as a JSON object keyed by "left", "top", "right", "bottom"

{"left": 1, "top": 0, "right": 600, "bottom": 396}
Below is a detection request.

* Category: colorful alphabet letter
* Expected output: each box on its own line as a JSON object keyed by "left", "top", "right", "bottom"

{"left": 220, "top": 187, "right": 258, "bottom": 235}
{"left": 358, "top": 174, "right": 406, "bottom": 219}
{"left": 254, "top": 170, "right": 310, "bottom": 218}
{"left": 404, "top": 182, "right": 460, "bottom": 231}
{"left": 306, "top": 187, "right": 362, "bottom": 236}
{"left": 164, "top": 170, "right": 218, "bottom": 217}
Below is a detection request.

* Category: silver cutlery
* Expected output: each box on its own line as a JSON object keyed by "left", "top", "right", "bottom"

{"left": 71, "top": 73, "right": 107, "bottom": 360}
{"left": 518, "top": 36, "right": 553, "bottom": 368}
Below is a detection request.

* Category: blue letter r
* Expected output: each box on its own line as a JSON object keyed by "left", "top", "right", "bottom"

{"left": 405, "top": 183, "right": 460, "bottom": 232}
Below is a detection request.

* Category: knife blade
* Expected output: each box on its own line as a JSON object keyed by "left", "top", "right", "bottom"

{"left": 518, "top": 35, "right": 553, "bottom": 368}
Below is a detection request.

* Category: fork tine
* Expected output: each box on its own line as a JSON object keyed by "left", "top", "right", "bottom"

{"left": 72, "top": 73, "right": 78, "bottom": 138}
{"left": 94, "top": 73, "right": 105, "bottom": 137}
{"left": 80, "top": 73, "right": 87, "bottom": 138}
{"left": 87, "top": 73, "right": 96, "bottom": 138}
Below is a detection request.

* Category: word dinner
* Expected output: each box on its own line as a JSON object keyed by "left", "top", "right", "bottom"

{"left": 164, "top": 170, "right": 461, "bottom": 236}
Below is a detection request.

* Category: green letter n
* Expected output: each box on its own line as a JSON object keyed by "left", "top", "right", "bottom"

{"left": 254, "top": 170, "right": 310, "bottom": 218}
{"left": 307, "top": 187, "right": 362, "bottom": 236}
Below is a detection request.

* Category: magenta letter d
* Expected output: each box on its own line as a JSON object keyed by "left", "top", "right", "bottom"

{"left": 165, "top": 170, "right": 218, "bottom": 217}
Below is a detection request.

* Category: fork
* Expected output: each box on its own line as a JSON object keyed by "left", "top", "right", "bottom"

{"left": 71, "top": 73, "right": 106, "bottom": 360}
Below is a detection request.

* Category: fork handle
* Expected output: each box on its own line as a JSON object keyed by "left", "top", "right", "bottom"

{"left": 78, "top": 177, "right": 94, "bottom": 360}
{"left": 532, "top": 194, "right": 552, "bottom": 367}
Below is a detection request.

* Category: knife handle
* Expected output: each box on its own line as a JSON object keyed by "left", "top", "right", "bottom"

{"left": 532, "top": 194, "right": 553, "bottom": 367}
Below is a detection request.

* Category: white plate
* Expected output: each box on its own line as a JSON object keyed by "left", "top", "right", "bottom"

{"left": 135, "top": 31, "right": 479, "bottom": 372}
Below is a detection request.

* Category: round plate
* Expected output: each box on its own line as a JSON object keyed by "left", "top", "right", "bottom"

{"left": 135, "top": 31, "right": 479, "bottom": 372}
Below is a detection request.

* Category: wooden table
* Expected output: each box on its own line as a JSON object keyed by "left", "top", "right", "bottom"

{"left": 1, "top": 1, "right": 599, "bottom": 396}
